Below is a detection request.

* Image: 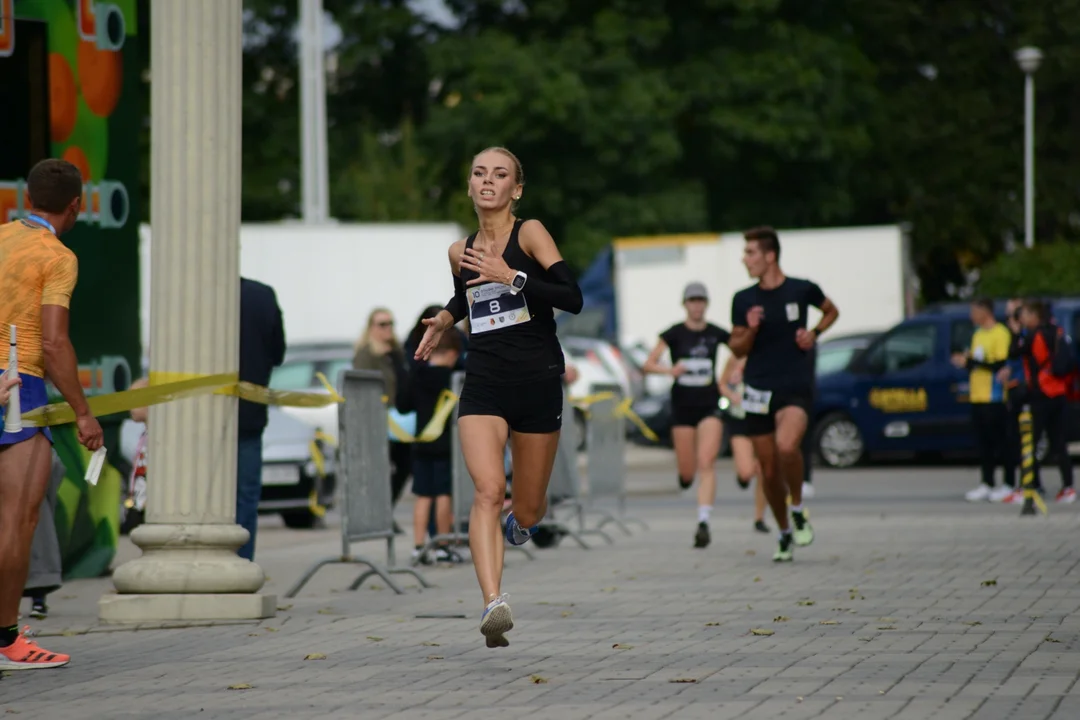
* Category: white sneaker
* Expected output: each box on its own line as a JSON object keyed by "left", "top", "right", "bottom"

{"left": 989, "top": 485, "right": 1014, "bottom": 503}
{"left": 965, "top": 485, "right": 993, "bottom": 502}
{"left": 802, "top": 482, "right": 815, "bottom": 499}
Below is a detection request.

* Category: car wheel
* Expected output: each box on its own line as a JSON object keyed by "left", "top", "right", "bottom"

{"left": 281, "top": 509, "right": 320, "bottom": 529}
{"left": 815, "top": 412, "right": 865, "bottom": 469}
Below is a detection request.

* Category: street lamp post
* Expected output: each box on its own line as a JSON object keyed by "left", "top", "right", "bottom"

{"left": 1015, "top": 46, "right": 1043, "bottom": 250}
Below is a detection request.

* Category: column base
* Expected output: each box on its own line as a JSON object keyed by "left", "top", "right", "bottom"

{"left": 99, "top": 592, "right": 276, "bottom": 624}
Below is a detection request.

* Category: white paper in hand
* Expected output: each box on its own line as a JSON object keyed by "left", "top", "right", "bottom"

{"left": 85, "top": 447, "right": 107, "bottom": 486}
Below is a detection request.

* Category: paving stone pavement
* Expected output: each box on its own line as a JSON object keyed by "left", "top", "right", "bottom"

{"left": 4, "top": 464, "right": 1080, "bottom": 720}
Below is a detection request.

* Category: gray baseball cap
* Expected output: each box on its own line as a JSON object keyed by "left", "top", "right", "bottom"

{"left": 683, "top": 282, "right": 709, "bottom": 302}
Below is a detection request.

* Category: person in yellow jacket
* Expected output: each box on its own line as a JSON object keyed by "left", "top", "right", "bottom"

{"left": 951, "top": 298, "right": 1014, "bottom": 502}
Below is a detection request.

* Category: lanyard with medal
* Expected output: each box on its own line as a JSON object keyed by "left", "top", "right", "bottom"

{"left": 25, "top": 214, "right": 57, "bottom": 236}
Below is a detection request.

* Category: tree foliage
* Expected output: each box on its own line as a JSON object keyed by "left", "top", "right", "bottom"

{"left": 138, "top": 0, "right": 1080, "bottom": 301}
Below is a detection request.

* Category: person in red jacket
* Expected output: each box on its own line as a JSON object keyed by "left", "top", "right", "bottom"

{"left": 1014, "top": 299, "right": 1075, "bottom": 503}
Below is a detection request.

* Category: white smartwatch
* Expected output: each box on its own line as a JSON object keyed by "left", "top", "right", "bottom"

{"left": 509, "top": 270, "right": 528, "bottom": 295}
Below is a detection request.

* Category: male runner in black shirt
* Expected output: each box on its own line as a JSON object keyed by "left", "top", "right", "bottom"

{"left": 729, "top": 227, "right": 839, "bottom": 562}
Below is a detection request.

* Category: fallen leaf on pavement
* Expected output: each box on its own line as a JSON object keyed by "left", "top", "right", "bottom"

{"left": 963, "top": 621, "right": 982, "bottom": 627}
{"left": 705, "top": 622, "right": 722, "bottom": 627}
{"left": 227, "top": 684, "right": 254, "bottom": 690}
{"left": 669, "top": 678, "right": 697, "bottom": 683}
{"left": 426, "top": 655, "right": 444, "bottom": 660}
{"left": 422, "top": 641, "right": 440, "bottom": 647}
{"left": 878, "top": 626, "right": 897, "bottom": 630}
{"left": 773, "top": 616, "right": 790, "bottom": 623}
{"left": 753, "top": 577, "right": 762, "bottom": 582}
{"left": 858, "top": 637, "right": 873, "bottom": 642}
{"left": 1044, "top": 635, "right": 1061, "bottom": 643}
{"left": 819, "top": 620, "right": 840, "bottom": 626}
{"left": 601, "top": 587, "right": 618, "bottom": 593}
{"left": 530, "top": 675, "right": 548, "bottom": 684}
{"left": 316, "top": 608, "right": 337, "bottom": 615}
{"left": 750, "top": 629, "right": 774, "bottom": 636}
{"left": 612, "top": 643, "right": 633, "bottom": 650}
{"left": 277, "top": 604, "right": 293, "bottom": 611}
{"left": 264, "top": 627, "right": 279, "bottom": 632}
{"left": 367, "top": 636, "right": 383, "bottom": 642}
{"left": 745, "top": 549, "right": 756, "bottom": 556}
{"left": 561, "top": 611, "right": 573, "bottom": 618}
{"left": 304, "top": 653, "right": 327, "bottom": 660}
{"left": 796, "top": 600, "right": 815, "bottom": 607}
{"left": 981, "top": 579, "right": 997, "bottom": 587}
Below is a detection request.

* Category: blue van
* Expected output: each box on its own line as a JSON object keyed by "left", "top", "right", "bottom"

{"left": 811, "top": 298, "right": 1080, "bottom": 468}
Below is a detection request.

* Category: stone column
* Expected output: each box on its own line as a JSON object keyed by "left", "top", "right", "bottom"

{"left": 99, "top": 0, "right": 274, "bottom": 623}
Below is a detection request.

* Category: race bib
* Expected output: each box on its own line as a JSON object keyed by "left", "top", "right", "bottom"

{"left": 742, "top": 384, "right": 773, "bottom": 415}
{"left": 786, "top": 303, "right": 799, "bottom": 322}
{"left": 677, "top": 357, "right": 714, "bottom": 387}
{"left": 972, "top": 345, "right": 986, "bottom": 362}
{"left": 467, "top": 282, "right": 531, "bottom": 334}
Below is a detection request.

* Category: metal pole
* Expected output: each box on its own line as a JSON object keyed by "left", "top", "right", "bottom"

{"left": 299, "top": 0, "right": 330, "bottom": 223}
{"left": 1023, "top": 72, "right": 1035, "bottom": 249}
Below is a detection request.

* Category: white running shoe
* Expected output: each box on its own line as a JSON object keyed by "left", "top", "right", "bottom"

{"left": 801, "top": 482, "right": 815, "bottom": 499}
{"left": 989, "top": 485, "right": 1014, "bottom": 503}
{"left": 965, "top": 484, "right": 993, "bottom": 502}
{"left": 480, "top": 594, "right": 513, "bottom": 648}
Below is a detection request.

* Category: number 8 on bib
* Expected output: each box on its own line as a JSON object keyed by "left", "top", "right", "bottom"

{"left": 468, "top": 282, "right": 532, "bottom": 334}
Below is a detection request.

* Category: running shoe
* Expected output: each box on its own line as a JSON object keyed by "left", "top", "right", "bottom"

{"left": 0, "top": 627, "right": 69, "bottom": 670}
{"left": 989, "top": 485, "right": 1014, "bottom": 503}
{"left": 965, "top": 484, "right": 992, "bottom": 502}
{"left": 411, "top": 548, "right": 433, "bottom": 566}
{"left": 29, "top": 599, "right": 47, "bottom": 620}
{"left": 1002, "top": 489, "right": 1024, "bottom": 505}
{"left": 791, "top": 510, "right": 814, "bottom": 547}
{"left": 1056, "top": 488, "right": 1077, "bottom": 504}
{"left": 693, "top": 522, "right": 710, "bottom": 548}
{"left": 773, "top": 534, "right": 794, "bottom": 562}
{"left": 504, "top": 511, "right": 538, "bottom": 546}
{"left": 480, "top": 594, "right": 513, "bottom": 648}
{"left": 754, "top": 520, "right": 770, "bottom": 534}
{"left": 434, "top": 547, "right": 466, "bottom": 564}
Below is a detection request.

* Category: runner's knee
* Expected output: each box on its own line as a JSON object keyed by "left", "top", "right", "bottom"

{"left": 473, "top": 482, "right": 506, "bottom": 510}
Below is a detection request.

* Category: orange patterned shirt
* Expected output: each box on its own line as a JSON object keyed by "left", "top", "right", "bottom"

{"left": 0, "top": 220, "right": 79, "bottom": 378}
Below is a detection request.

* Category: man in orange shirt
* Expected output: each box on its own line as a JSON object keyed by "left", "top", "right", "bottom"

{"left": 0, "top": 159, "right": 103, "bottom": 670}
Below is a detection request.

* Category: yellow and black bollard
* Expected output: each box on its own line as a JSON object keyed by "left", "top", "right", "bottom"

{"left": 1019, "top": 403, "right": 1048, "bottom": 516}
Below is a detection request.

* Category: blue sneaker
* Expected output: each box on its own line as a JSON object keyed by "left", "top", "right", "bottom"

{"left": 504, "top": 511, "right": 538, "bottom": 546}
{"left": 481, "top": 593, "right": 513, "bottom": 648}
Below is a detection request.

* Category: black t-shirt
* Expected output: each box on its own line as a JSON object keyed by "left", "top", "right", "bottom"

{"left": 660, "top": 322, "right": 730, "bottom": 408}
{"left": 730, "top": 277, "right": 825, "bottom": 392}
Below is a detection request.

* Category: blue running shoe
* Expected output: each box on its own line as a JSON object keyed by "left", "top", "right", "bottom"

{"left": 504, "top": 511, "right": 538, "bottom": 546}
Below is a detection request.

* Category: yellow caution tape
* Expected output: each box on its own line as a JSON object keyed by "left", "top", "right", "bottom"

{"left": 19, "top": 370, "right": 344, "bottom": 428}
{"left": 306, "top": 429, "right": 338, "bottom": 519}
{"left": 569, "top": 391, "right": 659, "bottom": 443}
{"left": 387, "top": 390, "right": 459, "bottom": 444}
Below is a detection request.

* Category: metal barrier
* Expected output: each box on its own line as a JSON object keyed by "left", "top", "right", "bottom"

{"left": 413, "top": 371, "right": 535, "bottom": 564}
{"left": 583, "top": 384, "right": 648, "bottom": 535}
{"left": 539, "top": 387, "right": 604, "bottom": 547}
{"left": 284, "top": 370, "right": 432, "bottom": 597}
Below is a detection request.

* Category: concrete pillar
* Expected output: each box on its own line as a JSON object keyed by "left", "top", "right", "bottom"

{"left": 99, "top": 0, "right": 274, "bottom": 623}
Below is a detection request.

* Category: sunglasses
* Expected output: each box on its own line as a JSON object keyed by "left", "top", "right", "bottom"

{"left": 375, "top": 320, "right": 394, "bottom": 328}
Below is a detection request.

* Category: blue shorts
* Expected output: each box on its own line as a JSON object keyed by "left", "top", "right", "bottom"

{"left": 0, "top": 374, "right": 54, "bottom": 445}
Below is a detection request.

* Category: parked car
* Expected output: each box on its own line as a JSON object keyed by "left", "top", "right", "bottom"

{"left": 811, "top": 300, "right": 1080, "bottom": 468}
{"left": 560, "top": 335, "right": 640, "bottom": 400}
{"left": 623, "top": 341, "right": 673, "bottom": 398}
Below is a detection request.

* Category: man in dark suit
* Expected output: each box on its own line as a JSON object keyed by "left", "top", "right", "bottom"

{"left": 237, "top": 277, "right": 286, "bottom": 561}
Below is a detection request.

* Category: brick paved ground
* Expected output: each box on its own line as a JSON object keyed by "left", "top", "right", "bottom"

{"left": 4, "top": 461, "right": 1080, "bottom": 720}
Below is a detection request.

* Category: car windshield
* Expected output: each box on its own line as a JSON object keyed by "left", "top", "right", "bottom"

{"left": 270, "top": 357, "right": 353, "bottom": 391}
{"left": 816, "top": 346, "right": 858, "bottom": 376}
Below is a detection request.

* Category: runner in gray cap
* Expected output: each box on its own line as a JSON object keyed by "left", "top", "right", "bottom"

{"left": 643, "top": 282, "right": 731, "bottom": 548}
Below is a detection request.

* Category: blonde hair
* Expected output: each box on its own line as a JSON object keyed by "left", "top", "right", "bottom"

{"left": 355, "top": 307, "right": 399, "bottom": 353}
{"left": 472, "top": 147, "right": 525, "bottom": 210}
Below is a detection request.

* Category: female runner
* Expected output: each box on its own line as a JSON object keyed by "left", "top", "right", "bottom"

{"left": 642, "top": 283, "right": 730, "bottom": 548}
{"left": 414, "top": 147, "right": 583, "bottom": 648}
{"left": 719, "top": 354, "right": 770, "bottom": 533}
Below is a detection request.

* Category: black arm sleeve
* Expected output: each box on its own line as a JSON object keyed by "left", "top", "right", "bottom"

{"left": 966, "top": 358, "right": 1007, "bottom": 372}
{"left": 524, "top": 261, "right": 583, "bottom": 314}
{"left": 443, "top": 273, "right": 468, "bottom": 323}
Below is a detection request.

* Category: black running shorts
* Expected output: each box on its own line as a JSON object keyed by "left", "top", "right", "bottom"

{"left": 671, "top": 404, "right": 720, "bottom": 428}
{"left": 458, "top": 375, "right": 564, "bottom": 434}
{"left": 739, "top": 386, "right": 813, "bottom": 437}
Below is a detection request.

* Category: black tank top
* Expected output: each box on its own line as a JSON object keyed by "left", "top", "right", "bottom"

{"left": 459, "top": 219, "right": 566, "bottom": 384}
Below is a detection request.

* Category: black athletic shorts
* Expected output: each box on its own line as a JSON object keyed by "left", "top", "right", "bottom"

{"left": 458, "top": 375, "right": 563, "bottom": 434}
{"left": 739, "top": 385, "right": 814, "bottom": 437}
{"left": 671, "top": 404, "right": 720, "bottom": 428}
{"left": 412, "top": 456, "right": 452, "bottom": 498}
{"left": 723, "top": 412, "right": 748, "bottom": 438}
